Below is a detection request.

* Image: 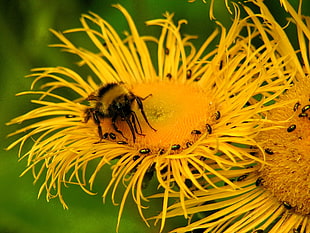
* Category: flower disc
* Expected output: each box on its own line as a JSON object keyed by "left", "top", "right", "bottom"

{"left": 257, "top": 79, "right": 310, "bottom": 215}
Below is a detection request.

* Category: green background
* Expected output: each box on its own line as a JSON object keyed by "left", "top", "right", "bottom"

{"left": 0, "top": 0, "right": 306, "bottom": 233}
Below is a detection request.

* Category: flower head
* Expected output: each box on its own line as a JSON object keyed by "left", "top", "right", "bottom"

{"left": 158, "top": 0, "right": 310, "bottom": 232}
{"left": 248, "top": 0, "right": 310, "bottom": 217}
{"left": 7, "top": 3, "right": 291, "bottom": 231}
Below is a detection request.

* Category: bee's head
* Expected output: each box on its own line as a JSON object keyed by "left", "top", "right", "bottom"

{"left": 86, "top": 93, "right": 99, "bottom": 101}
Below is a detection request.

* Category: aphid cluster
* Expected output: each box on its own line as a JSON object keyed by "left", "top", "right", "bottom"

{"left": 283, "top": 101, "right": 310, "bottom": 133}
{"left": 83, "top": 82, "right": 156, "bottom": 142}
{"left": 138, "top": 145, "right": 183, "bottom": 156}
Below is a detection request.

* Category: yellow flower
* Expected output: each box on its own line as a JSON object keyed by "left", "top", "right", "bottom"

{"left": 6, "top": 3, "right": 291, "bottom": 232}
{"left": 158, "top": 0, "right": 310, "bottom": 232}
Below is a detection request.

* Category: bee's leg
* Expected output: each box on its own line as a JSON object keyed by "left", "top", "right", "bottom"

{"left": 135, "top": 97, "right": 156, "bottom": 131}
{"left": 124, "top": 116, "right": 136, "bottom": 143}
{"left": 83, "top": 108, "right": 92, "bottom": 123}
{"left": 97, "top": 125, "right": 103, "bottom": 140}
{"left": 140, "top": 94, "right": 152, "bottom": 101}
{"left": 111, "top": 116, "right": 128, "bottom": 141}
{"left": 92, "top": 110, "right": 103, "bottom": 140}
{"left": 131, "top": 111, "right": 144, "bottom": 135}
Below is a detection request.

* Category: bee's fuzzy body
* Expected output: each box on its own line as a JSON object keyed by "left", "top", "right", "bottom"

{"left": 84, "top": 83, "right": 155, "bottom": 142}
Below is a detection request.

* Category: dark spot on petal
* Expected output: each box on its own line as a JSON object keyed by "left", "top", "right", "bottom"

{"left": 139, "top": 148, "right": 151, "bottom": 154}
{"left": 283, "top": 201, "right": 292, "bottom": 210}
{"left": 171, "top": 144, "right": 181, "bottom": 150}
{"left": 264, "top": 148, "right": 274, "bottom": 155}
{"left": 109, "top": 133, "right": 116, "bottom": 140}
{"left": 206, "top": 124, "right": 212, "bottom": 134}
{"left": 191, "top": 130, "right": 201, "bottom": 135}
{"left": 287, "top": 124, "right": 296, "bottom": 133}
{"left": 117, "top": 141, "right": 128, "bottom": 145}
{"left": 186, "top": 69, "right": 192, "bottom": 79}
{"left": 301, "top": 104, "right": 310, "bottom": 113}
{"left": 215, "top": 111, "right": 221, "bottom": 120}
{"left": 256, "top": 177, "right": 263, "bottom": 186}
{"left": 293, "top": 102, "right": 300, "bottom": 112}
{"left": 103, "top": 132, "right": 109, "bottom": 139}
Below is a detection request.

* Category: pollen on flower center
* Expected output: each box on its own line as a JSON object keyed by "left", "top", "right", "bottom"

{"left": 101, "top": 81, "right": 217, "bottom": 153}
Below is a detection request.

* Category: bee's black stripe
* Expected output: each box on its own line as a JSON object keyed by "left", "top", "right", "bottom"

{"left": 98, "top": 83, "right": 118, "bottom": 97}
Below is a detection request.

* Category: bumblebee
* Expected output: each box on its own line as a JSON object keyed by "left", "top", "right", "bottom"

{"left": 84, "top": 83, "right": 156, "bottom": 142}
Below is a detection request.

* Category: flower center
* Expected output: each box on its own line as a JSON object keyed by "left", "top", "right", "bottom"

{"left": 99, "top": 80, "right": 217, "bottom": 154}
{"left": 257, "top": 100, "right": 310, "bottom": 215}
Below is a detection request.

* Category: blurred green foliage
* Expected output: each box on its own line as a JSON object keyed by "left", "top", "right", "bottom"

{"left": 0, "top": 0, "right": 308, "bottom": 233}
